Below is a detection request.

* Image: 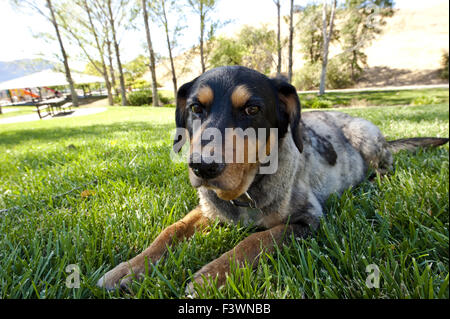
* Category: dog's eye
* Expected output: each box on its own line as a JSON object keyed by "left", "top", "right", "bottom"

{"left": 191, "top": 104, "right": 203, "bottom": 114}
{"left": 245, "top": 105, "right": 259, "bottom": 115}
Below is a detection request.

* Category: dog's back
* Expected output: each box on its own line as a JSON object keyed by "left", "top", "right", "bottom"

{"left": 300, "top": 110, "right": 448, "bottom": 202}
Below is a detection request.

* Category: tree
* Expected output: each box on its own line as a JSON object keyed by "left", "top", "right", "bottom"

{"left": 209, "top": 26, "right": 277, "bottom": 75}
{"left": 142, "top": 0, "right": 159, "bottom": 106}
{"left": 56, "top": 0, "right": 116, "bottom": 105}
{"left": 11, "top": 0, "right": 79, "bottom": 106}
{"left": 106, "top": 36, "right": 117, "bottom": 96}
{"left": 319, "top": 0, "right": 337, "bottom": 95}
{"left": 187, "top": 0, "right": 219, "bottom": 73}
{"left": 59, "top": 0, "right": 133, "bottom": 105}
{"left": 84, "top": 60, "right": 103, "bottom": 76}
{"left": 123, "top": 55, "right": 149, "bottom": 87}
{"left": 339, "top": 0, "right": 394, "bottom": 81}
{"left": 82, "top": 0, "right": 115, "bottom": 105}
{"left": 149, "top": 0, "right": 182, "bottom": 101}
{"left": 106, "top": 0, "right": 128, "bottom": 106}
{"left": 273, "top": 0, "right": 282, "bottom": 75}
{"left": 297, "top": 3, "right": 329, "bottom": 64}
{"left": 63, "top": 0, "right": 115, "bottom": 105}
{"left": 47, "top": 0, "right": 79, "bottom": 106}
{"left": 239, "top": 26, "right": 277, "bottom": 75}
{"left": 440, "top": 51, "right": 449, "bottom": 80}
{"left": 92, "top": 2, "right": 119, "bottom": 96}
{"left": 293, "top": 2, "right": 341, "bottom": 91}
{"left": 287, "top": 0, "right": 294, "bottom": 83}
{"left": 209, "top": 37, "right": 245, "bottom": 68}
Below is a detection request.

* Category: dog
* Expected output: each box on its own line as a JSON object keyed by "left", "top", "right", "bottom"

{"left": 97, "top": 66, "right": 448, "bottom": 295}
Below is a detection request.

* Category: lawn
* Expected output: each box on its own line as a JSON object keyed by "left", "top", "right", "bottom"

{"left": 300, "top": 88, "right": 449, "bottom": 108}
{"left": 0, "top": 89, "right": 448, "bottom": 299}
{"left": 0, "top": 106, "right": 36, "bottom": 119}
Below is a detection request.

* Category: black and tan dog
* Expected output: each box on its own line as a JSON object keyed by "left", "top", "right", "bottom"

{"left": 98, "top": 66, "right": 448, "bottom": 294}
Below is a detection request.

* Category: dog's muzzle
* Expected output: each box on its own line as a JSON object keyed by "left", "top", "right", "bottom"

{"left": 189, "top": 153, "right": 225, "bottom": 179}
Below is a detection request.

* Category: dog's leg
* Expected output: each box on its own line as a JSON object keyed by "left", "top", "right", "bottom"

{"left": 185, "top": 223, "right": 311, "bottom": 296}
{"left": 98, "top": 207, "right": 209, "bottom": 290}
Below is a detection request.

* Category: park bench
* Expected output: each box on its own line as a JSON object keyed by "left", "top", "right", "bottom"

{"left": 58, "top": 102, "right": 73, "bottom": 113}
{"left": 35, "top": 104, "right": 52, "bottom": 119}
{"left": 35, "top": 98, "right": 73, "bottom": 119}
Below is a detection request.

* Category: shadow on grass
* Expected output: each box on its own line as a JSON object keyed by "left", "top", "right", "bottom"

{"left": 0, "top": 121, "right": 174, "bottom": 147}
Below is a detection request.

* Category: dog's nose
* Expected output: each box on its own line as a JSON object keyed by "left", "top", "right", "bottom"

{"left": 189, "top": 154, "right": 225, "bottom": 179}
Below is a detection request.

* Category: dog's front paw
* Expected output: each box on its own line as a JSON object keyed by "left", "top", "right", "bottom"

{"left": 185, "top": 275, "right": 210, "bottom": 298}
{"left": 185, "top": 275, "right": 214, "bottom": 299}
{"left": 185, "top": 263, "right": 227, "bottom": 297}
{"left": 185, "top": 281, "right": 198, "bottom": 298}
{"left": 97, "top": 261, "right": 142, "bottom": 291}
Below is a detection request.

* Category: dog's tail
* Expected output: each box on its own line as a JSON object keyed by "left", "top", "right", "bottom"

{"left": 387, "top": 137, "right": 449, "bottom": 153}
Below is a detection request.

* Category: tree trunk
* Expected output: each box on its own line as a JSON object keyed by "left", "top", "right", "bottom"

{"left": 83, "top": 0, "right": 113, "bottom": 105}
{"left": 102, "top": 69, "right": 113, "bottom": 105}
{"left": 142, "top": 0, "right": 160, "bottom": 107}
{"left": 46, "top": 0, "right": 78, "bottom": 106}
{"left": 288, "top": 0, "right": 294, "bottom": 83}
{"left": 167, "top": 31, "right": 177, "bottom": 101}
{"left": 62, "top": 24, "right": 112, "bottom": 104}
{"left": 162, "top": 0, "right": 177, "bottom": 100}
{"left": 275, "top": 0, "right": 281, "bottom": 75}
{"left": 106, "top": 38, "right": 117, "bottom": 96}
{"left": 351, "top": 47, "right": 357, "bottom": 81}
{"left": 199, "top": 2, "right": 206, "bottom": 73}
{"left": 107, "top": 0, "right": 127, "bottom": 106}
{"left": 319, "top": 0, "right": 336, "bottom": 96}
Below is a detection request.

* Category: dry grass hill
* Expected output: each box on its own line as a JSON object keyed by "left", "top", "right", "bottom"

{"left": 145, "top": 1, "right": 449, "bottom": 89}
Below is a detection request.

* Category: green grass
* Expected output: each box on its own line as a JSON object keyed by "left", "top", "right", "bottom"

{"left": 300, "top": 88, "right": 449, "bottom": 108}
{"left": 0, "top": 106, "right": 36, "bottom": 119}
{"left": 0, "top": 90, "right": 448, "bottom": 299}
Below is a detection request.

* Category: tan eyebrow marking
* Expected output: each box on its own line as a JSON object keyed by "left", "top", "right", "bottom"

{"left": 231, "top": 85, "right": 252, "bottom": 108}
{"left": 197, "top": 85, "right": 214, "bottom": 106}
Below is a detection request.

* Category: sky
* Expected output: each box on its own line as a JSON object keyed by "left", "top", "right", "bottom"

{"left": 0, "top": 0, "right": 447, "bottom": 72}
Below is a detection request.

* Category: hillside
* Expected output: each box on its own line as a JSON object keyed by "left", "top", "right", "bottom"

{"left": 146, "top": 2, "right": 449, "bottom": 89}
{"left": 0, "top": 59, "right": 56, "bottom": 82}
{"left": 357, "top": 2, "right": 449, "bottom": 87}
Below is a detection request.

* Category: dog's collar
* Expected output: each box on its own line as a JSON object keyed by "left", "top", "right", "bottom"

{"left": 228, "top": 173, "right": 265, "bottom": 209}
{"left": 230, "top": 191, "right": 258, "bottom": 209}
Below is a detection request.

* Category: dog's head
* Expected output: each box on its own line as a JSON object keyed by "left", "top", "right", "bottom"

{"left": 173, "top": 66, "right": 302, "bottom": 201}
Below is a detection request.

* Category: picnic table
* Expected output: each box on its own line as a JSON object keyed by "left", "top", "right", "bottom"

{"left": 35, "top": 97, "right": 73, "bottom": 119}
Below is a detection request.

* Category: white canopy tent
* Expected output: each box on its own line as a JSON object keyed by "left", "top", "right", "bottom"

{"left": 0, "top": 69, "right": 104, "bottom": 90}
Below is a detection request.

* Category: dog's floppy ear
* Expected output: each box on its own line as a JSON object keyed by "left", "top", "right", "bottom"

{"left": 271, "top": 76, "right": 303, "bottom": 153}
{"left": 173, "top": 78, "right": 197, "bottom": 153}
